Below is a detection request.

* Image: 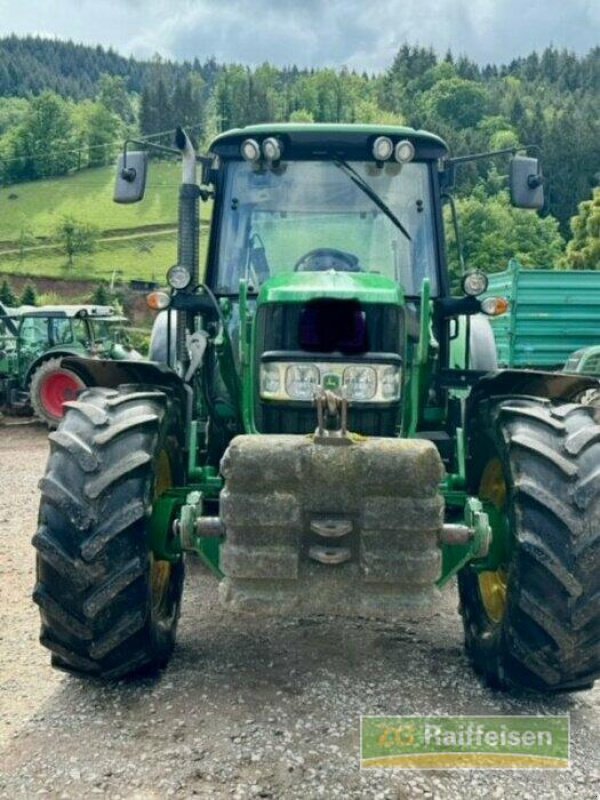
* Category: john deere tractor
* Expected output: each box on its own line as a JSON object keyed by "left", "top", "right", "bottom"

{"left": 33, "top": 124, "right": 600, "bottom": 692}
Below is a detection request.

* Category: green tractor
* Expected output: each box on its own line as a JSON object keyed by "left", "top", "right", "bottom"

{"left": 565, "top": 346, "right": 600, "bottom": 378}
{"left": 0, "top": 302, "right": 141, "bottom": 427}
{"left": 33, "top": 124, "right": 600, "bottom": 692}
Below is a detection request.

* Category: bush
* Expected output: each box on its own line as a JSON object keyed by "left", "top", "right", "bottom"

{"left": 20, "top": 283, "right": 38, "bottom": 306}
{"left": 0, "top": 279, "right": 17, "bottom": 307}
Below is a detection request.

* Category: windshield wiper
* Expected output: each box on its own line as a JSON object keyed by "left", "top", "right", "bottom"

{"left": 334, "top": 159, "right": 412, "bottom": 242}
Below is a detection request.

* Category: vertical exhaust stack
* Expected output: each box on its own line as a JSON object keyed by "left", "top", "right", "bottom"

{"left": 174, "top": 127, "right": 201, "bottom": 370}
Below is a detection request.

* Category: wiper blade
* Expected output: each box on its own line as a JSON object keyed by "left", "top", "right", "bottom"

{"left": 334, "top": 159, "right": 412, "bottom": 242}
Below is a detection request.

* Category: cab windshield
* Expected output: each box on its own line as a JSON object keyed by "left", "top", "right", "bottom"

{"left": 214, "top": 159, "right": 439, "bottom": 296}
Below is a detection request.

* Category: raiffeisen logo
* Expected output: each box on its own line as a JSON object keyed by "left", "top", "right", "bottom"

{"left": 361, "top": 715, "right": 570, "bottom": 769}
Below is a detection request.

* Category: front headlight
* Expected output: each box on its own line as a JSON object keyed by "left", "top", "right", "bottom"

{"left": 260, "top": 361, "right": 401, "bottom": 403}
{"left": 285, "top": 364, "right": 320, "bottom": 400}
{"left": 381, "top": 365, "right": 401, "bottom": 400}
{"left": 343, "top": 366, "right": 377, "bottom": 401}
{"left": 260, "top": 362, "right": 281, "bottom": 396}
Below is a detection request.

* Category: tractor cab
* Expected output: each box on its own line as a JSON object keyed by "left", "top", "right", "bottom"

{"left": 207, "top": 125, "right": 448, "bottom": 299}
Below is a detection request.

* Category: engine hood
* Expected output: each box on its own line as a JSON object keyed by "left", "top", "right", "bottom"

{"left": 257, "top": 271, "right": 404, "bottom": 306}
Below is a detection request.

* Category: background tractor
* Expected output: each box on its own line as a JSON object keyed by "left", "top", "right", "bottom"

{"left": 33, "top": 124, "right": 600, "bottom": 692}
{"left": 0, "top": 302, "right": 141, "bottom": 427}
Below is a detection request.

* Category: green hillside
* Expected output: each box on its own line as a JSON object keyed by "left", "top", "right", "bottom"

{"left": 0, "top": 161, "right": 214, "bottom": 240}
{"left": 0, "top": 162, "right": 212, "bottom": 282}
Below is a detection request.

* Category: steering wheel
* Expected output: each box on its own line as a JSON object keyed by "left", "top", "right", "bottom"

{"left": 293, "top": 248, "right": 361, "bottom": 273}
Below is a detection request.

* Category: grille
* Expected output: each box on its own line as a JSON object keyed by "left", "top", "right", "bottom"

{"left": 254, "top": 302, "right": 403, "bottom": 436}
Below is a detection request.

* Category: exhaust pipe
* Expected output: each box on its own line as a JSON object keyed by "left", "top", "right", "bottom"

{"left": 174, "top": 127, "right": 201, "bottom": 370}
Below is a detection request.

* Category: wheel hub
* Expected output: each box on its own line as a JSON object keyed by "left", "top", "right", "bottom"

{"left": 40, "top": 371, "right": 82, "bottom": 418}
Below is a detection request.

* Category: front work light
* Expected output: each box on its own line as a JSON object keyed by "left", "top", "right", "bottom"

{"left": 241, "top": 138, "right": 261, "bottom": 162}
{"left": 262, "top": 137, "right": 282, "bottom": 162}
{"left": 372, "top": 136, "right": 394, "bottom": 161}
{"left": 461, "top": 270, "right": 489, "bottom": 297}
{"left": 394, "top": 140, "right": 415, "bottom": 163}
{"left": 167, "top": 264, "right": 192, "bottom": 290}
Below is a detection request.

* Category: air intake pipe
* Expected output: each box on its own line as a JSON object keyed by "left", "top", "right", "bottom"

{"left": 174, "top": 126, "right": 201, "bottom": 370}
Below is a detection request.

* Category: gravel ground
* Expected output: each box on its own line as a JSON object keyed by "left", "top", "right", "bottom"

{"left": 0, "top": 423, "right": 598, "bottom": 799}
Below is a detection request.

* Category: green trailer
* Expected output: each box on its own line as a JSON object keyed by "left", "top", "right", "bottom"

{"left": 484, "top": 259, "right": 600, "bottom": 369}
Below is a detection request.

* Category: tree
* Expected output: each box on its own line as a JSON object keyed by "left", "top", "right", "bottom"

{"left": 91, "top": 282, "right": 111, "bottom": 305}
{"left": 54, "top": 215, "right": 99, "bottom": 267}
{"left": 20, "top": 283, "right": 38, "bottom": 306}
{"left": 97, "top": 74, "right": 135, "bottom": 125}
{"left": 0, "top": 279, "right": 17, "bottom": 307}
{"left": 563, "top": 188, "right": 600, "bottom": 270}
{"left": 3, "top": 92, "right": 77, "bottom": 183}
{"left": 445, "top": 189, "right": 565, "bottom": 282}
{"left": 72, "top": 101, "right": 121, "bottom": 168}
{"left": 420, "top": 78, "right": 488, "bottom": 129}
{"left": 288, "top": 108, "right": 314, "bottom": 123}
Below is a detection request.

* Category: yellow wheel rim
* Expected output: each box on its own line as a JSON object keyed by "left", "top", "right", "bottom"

{"left": 478, "top": 568, "right": 508, "bottom": 624}
{"left": 151, "top": 450, "right": 173, "bottom": 615}
{"left": 478, "top": 458, "right": 508, "bottom": 624}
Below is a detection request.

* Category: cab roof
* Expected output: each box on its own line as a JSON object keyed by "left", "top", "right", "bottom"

{"left": 210, "top": 123, "right": 448, "bottom": 161}
{"left": 11, "top": 305, "right": 119, "bottom": 319}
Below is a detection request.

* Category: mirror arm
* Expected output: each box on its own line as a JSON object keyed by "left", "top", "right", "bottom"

{"left": 444, "top": 143, "right": 541, "bottom": 169}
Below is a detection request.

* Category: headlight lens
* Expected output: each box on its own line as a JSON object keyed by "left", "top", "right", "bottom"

{"left": 167, "top": 264, "right": 191, "bottom": 290}
{"left": 381, "top": 365, "right": 401, "bottom": 400}
{"left": 343, "top": 366, "right": 377, "bottom": 401}
{"left": 262, "top": 137, "right": 282, "bottom": 161}
{"left": 372, "top": 136, "right": 394, "bottom": 161}
{"left": 241, "top": 138, "right": 261, "bottom": 162}
{"left": 461, "top": 270, "right": 489, "bottom": 297}
{"left": 285, "top": 364, "right": 320, "bottom": 400}
{"left": 260, "top": 361, "right": 401, "bottom": 403}
{"left": 394, "top": 139, "right": 415, "bottom": 163}
{"left": 260, "top": 362, "right": 281, "bottom": 396}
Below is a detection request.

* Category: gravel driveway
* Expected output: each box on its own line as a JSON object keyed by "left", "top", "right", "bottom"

{"left": 0, "top": 423, "right": 598, "bottom": 799}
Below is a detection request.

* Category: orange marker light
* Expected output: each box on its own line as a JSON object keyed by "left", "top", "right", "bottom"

{"left": 147, "top": 291, "right": 170, "bottom": 311}
{"left": 481, "top": 296, "right": 509, "bottom": 317}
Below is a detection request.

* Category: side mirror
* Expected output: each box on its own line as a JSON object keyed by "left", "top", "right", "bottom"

{"left": 509, "top": 155, "right": 544, "bottom": 210}
{"left": 114, "top": 151, "right": 148, "bottom": 204}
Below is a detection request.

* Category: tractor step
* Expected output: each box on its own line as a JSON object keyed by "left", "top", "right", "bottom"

{"left": 218, "top": 434, "right": 445, "bottom": 618}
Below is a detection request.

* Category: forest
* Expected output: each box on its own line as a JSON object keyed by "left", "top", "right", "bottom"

{"left": 0, "top": 35, "right": 598, "bottom": 273}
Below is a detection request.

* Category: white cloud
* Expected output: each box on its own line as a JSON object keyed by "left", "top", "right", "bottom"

{"left": 0, "top": 0, "right": 597, "bottom": 69}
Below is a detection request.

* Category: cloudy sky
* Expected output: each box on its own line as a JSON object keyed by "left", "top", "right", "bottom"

{"left": 0, "top": 0, "right": 597, "bottom": 70}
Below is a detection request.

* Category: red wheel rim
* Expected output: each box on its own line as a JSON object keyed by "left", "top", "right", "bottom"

{"left": 39, "top": 372, "right": 82, "bottom": 418}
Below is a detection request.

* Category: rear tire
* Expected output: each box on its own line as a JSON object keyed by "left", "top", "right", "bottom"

{"left": 460, "top": 400, "right": 600, "bottom": 692}
{"left": 30, "top": 357, "right": 85, "bottom": 429}
{"left": 33, "top": 386, "right": 184, "bottom": 679}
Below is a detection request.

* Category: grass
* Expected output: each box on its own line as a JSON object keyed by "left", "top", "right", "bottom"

{"left": 0, "top": 231, "right": 210, "bottom": 283}
{"left": 0, "top": 162, "right": 212, "bottom": 241}
{"left": 0, "top": 162, "right": 212, "bottom": 282}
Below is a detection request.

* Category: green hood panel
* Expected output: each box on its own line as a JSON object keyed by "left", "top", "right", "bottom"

{"left": 257, "top": 272, "right": 404, "bottom": 306}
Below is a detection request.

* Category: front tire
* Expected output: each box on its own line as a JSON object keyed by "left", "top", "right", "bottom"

{"left": 33, "top": 386, "right": 184, "bottom": 679}
{"left": 460, "top": 400, "right": 600, "bottom": 692}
